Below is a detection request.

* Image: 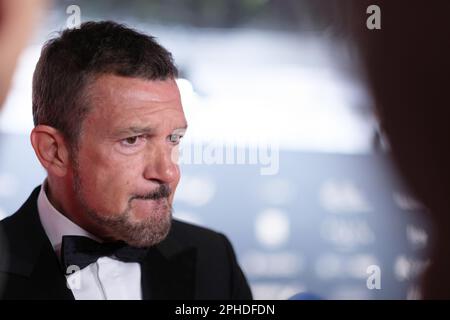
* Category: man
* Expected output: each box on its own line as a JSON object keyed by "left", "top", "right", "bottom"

{"left": 0, "top": 21, "right": 252, "bottom": 300}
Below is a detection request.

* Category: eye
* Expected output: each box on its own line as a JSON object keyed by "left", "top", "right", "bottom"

{"left": 169, "top": 133, "right": 184, "bottom": 144}
{"left": 121, "top": 135, "right": 143, "bottom": 147}
{"left": 125, "top": 136, "right": 138, "bottom": 144}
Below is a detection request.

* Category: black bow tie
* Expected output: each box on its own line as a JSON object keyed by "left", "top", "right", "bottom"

{"left": 61, "top": 235, "right": 149, "bottom": 271}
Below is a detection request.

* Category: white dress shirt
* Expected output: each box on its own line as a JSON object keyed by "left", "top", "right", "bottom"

{"left": 37, "top": 181, "right": 143, "bottom": 300}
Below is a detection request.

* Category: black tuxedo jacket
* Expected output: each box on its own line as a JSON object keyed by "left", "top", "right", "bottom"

{"left": 0, "top": 186, "right": 252, "bottom": 300}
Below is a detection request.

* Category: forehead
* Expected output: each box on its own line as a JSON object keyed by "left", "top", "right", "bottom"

{"left": 84, "top": 74, "right": 185, "bottom": 132}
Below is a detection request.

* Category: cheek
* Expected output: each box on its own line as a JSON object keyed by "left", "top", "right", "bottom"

{"left": 76, "top": 154, "right": 141, "bottom": 213}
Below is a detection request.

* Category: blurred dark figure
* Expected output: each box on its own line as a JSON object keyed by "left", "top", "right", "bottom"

{"left": 349, "top": 0, "right": 450, "bottom": 299}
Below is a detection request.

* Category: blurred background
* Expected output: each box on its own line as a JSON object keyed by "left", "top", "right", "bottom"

{"left": 0, "top": 0, "right": 431, "bottom": 299}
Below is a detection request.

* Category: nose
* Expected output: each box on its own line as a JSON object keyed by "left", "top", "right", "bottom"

{"left": 143, "top": 143, "right": 179, "bottom": 185}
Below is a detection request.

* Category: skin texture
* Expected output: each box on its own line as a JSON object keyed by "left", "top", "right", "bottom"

{"left": 31, "top": 74, "right": 188, "bottom": 247}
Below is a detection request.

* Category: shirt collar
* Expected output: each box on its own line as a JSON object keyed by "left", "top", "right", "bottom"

{"left": 37, "top": 179, "right": 100, "bottom": 257}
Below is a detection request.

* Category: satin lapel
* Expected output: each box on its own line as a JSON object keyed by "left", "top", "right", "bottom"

{"left": 141, "top": 236, "right": 197, "bottom": 300}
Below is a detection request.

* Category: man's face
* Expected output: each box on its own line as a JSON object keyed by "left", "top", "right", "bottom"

{"left": 71, "top": 74, "right": 187, "bottom": 247}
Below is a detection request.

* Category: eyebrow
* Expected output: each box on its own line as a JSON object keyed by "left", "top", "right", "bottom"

{"left": 113, "top": 124, "right": 188, "bottom": 137}
{"left": 113, "top": 126, "right": 154, "bottom": 137}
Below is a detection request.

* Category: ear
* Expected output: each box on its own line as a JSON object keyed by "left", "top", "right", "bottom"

{"left": 30, "top": 125, "right": 71, "bottom": 177}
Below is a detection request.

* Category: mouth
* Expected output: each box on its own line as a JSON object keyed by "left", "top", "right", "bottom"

{"left": 132, "top": 197, "right": 167, "bottom": 205}
{"left": 130, "top": 197, "right": 169, "bottom": 219}
{"left": 131, "top": 185, "right": 171, "bottom": 202}
{"left": 131, "top": 195, "right": 168, "bottom": 203}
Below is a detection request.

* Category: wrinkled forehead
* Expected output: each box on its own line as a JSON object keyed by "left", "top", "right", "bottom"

{"left": 82, "top": 74, "right": 186, "bottom": 134}
{"left": 87, "top": 74, "right": 182, "bottom": 107}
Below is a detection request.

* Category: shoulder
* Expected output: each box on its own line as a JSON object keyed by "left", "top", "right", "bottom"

{"left": 0, "top": 186, "right": 45, "bottom": 274}
{"left": 167, "top": 219, "right": 253, "bottom": 299}
{"left": 0, "top": 186, "right": 41, "bottom": 248}
{"left": 166, "top": 219, "right": 241, "bottom": 280}
{"left": 167, "top": 219, "right": 240, "bottom": 268}
{"left": 0, "top": 186, "right": 41, "bottom": 230}
{"left": 169, "top": 219, "right": 233, "bottom": 253}
{"left": 170, "top": 219, "right": 226, "bottom": 241}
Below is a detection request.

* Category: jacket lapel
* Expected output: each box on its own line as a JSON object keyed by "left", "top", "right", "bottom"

{"left": 0, "top": 186, "right": 74, "bottom": 300}
{"left": 141, "top": 232, "right": 197, "bottom": 300}
{"left": 25, "top": 239, "right": 75, "bottom": 300}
